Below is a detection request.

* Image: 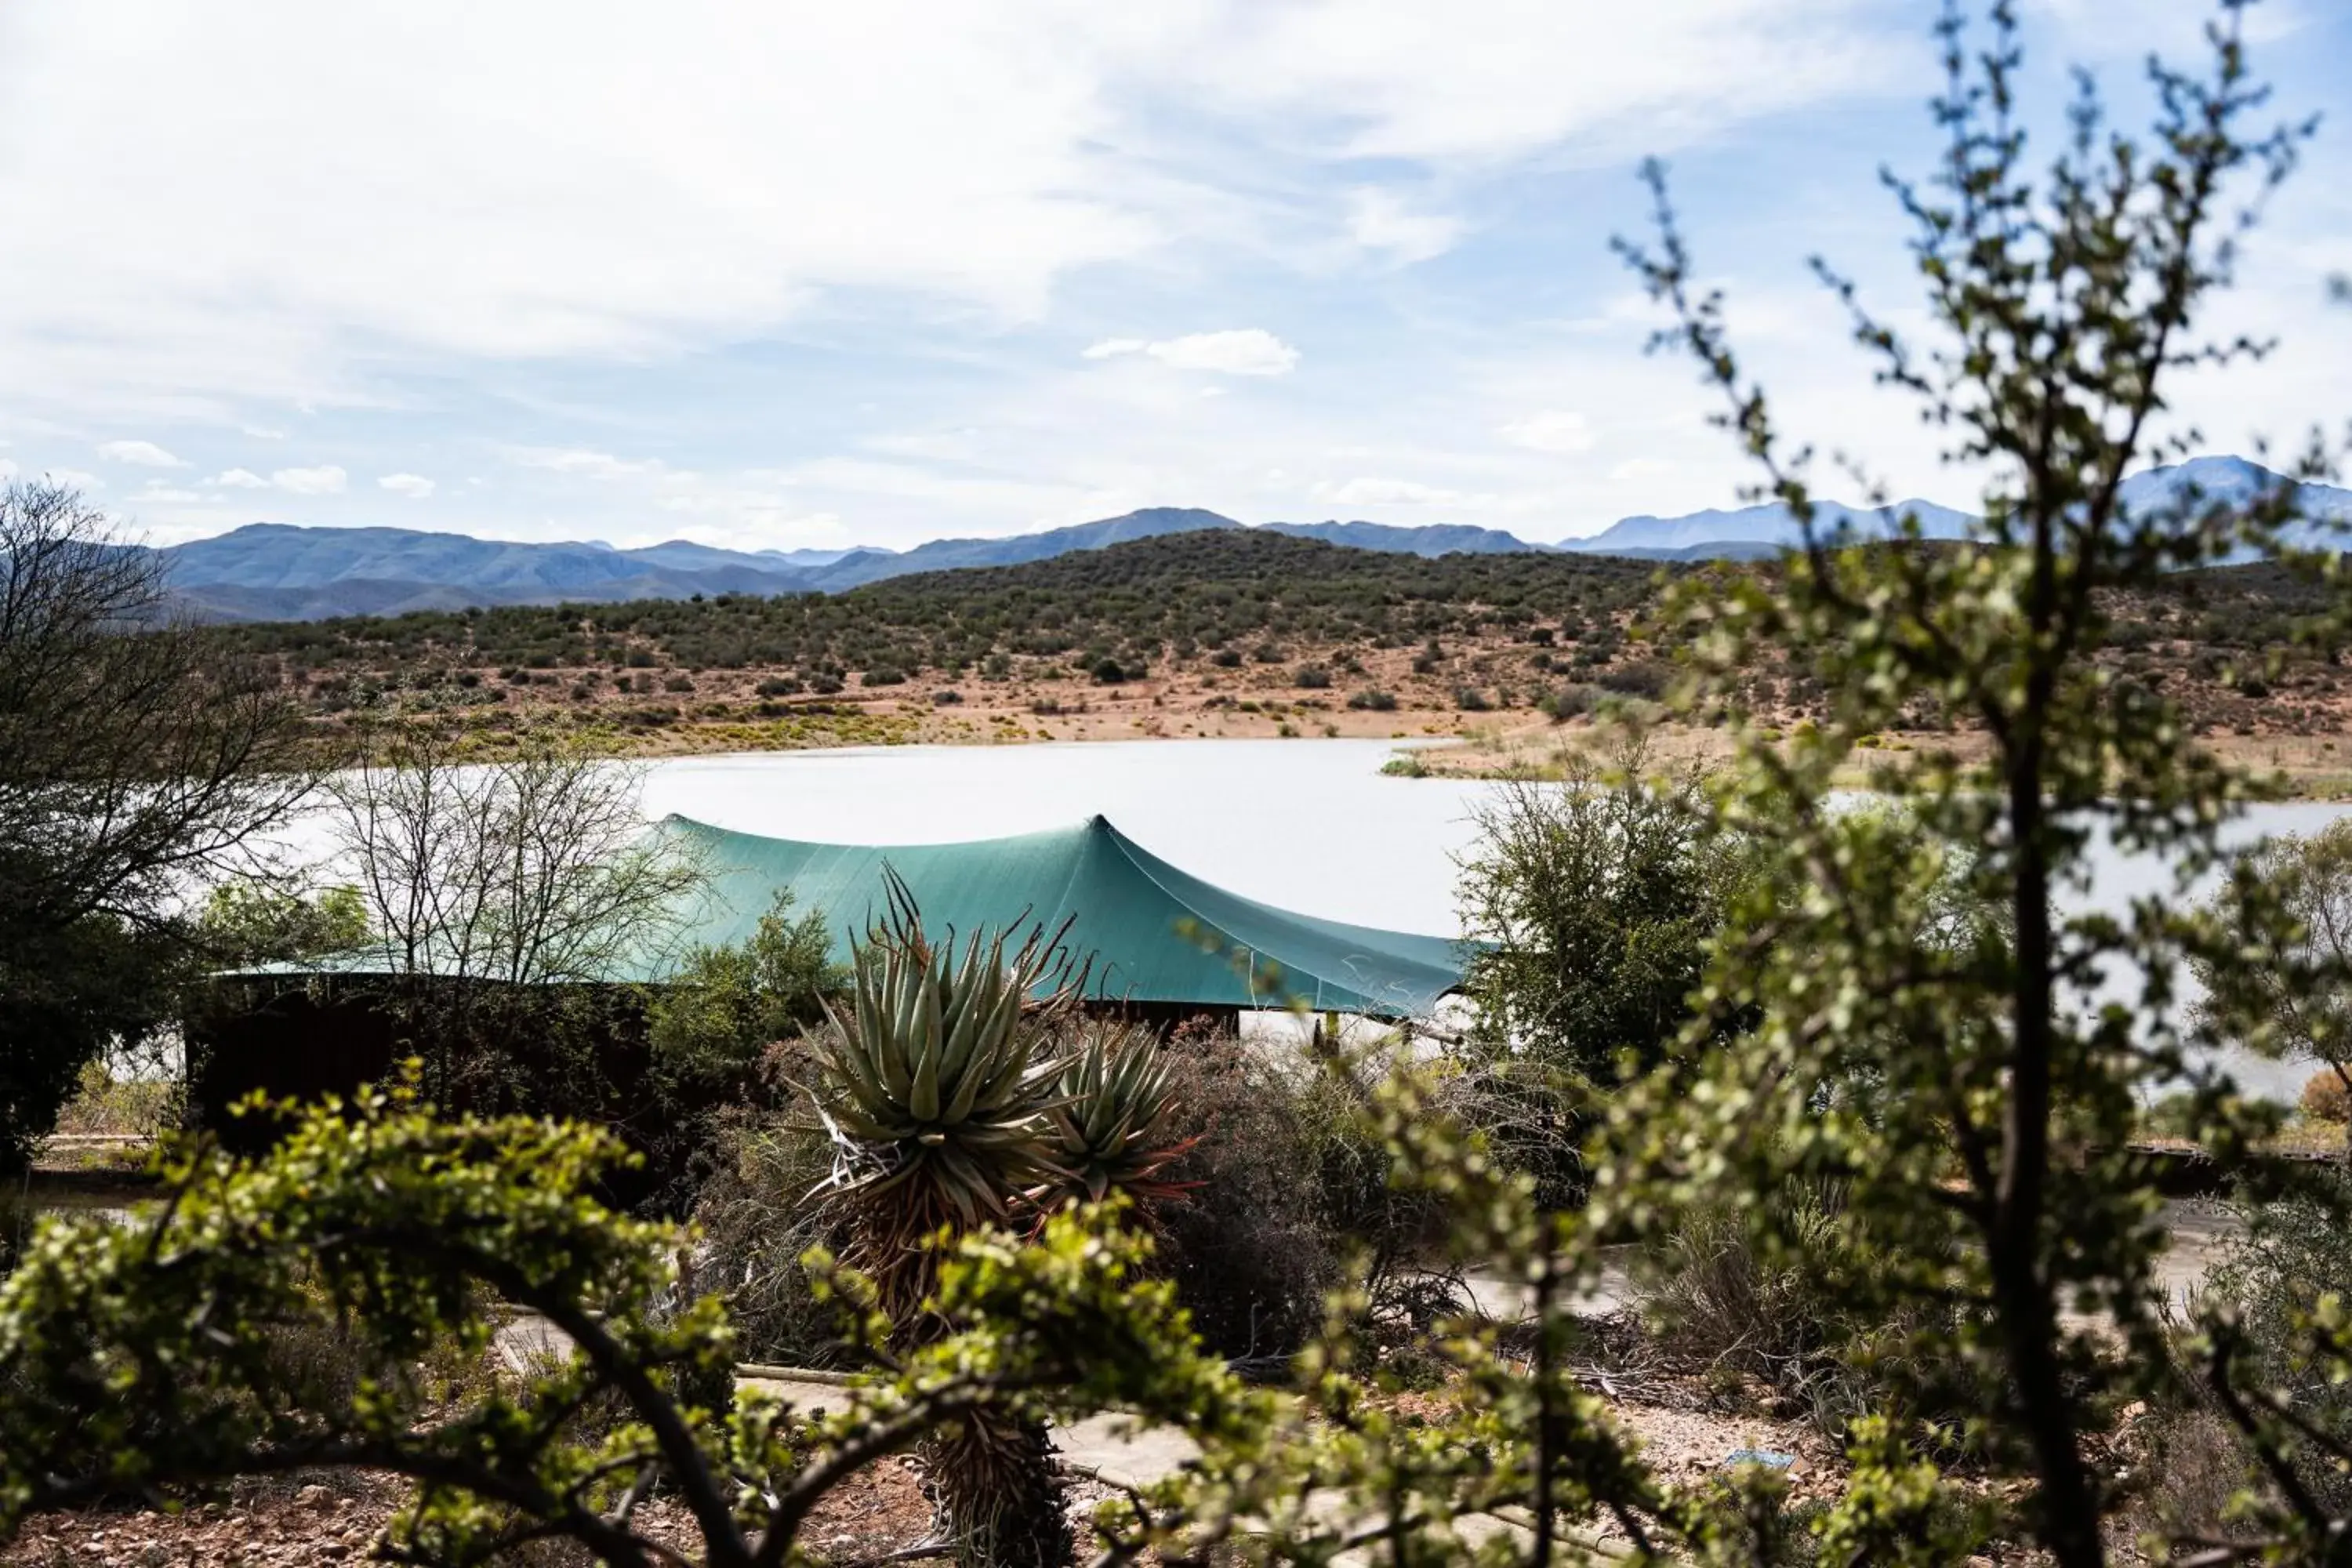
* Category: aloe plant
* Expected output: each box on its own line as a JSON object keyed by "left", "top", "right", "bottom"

{"left": 804, "top": 886, "right": 1194, "bottom": 1568}
{"left": 1046, "top": 1020, "right": 1196, "bottom": 1206}
{"left": 813, "top": 911, "right": 1073, "bottom": 1250}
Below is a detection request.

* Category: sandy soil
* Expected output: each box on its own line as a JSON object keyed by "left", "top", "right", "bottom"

{"left": 0, "top": 1462, "right": 934, "bottom": 1568}
{"left": 350, "top": 652, "right": 2352, "bottom": 799}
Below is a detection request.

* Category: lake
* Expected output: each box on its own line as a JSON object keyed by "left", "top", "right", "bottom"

{"left": 635, "top": 739, "right": 1478, "bottom": 937}
{"left": 258, "top": 738, "right": 2347, "bottom": 1099}
{"left": 625, "top": 739, "right": 2352, "bottom": 1098}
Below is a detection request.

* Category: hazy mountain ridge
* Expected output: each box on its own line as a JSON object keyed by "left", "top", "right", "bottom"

{"left": 158, "top": 456, "right": 2351, "bottom": 622}
{"left": 1563, "top": 496, "right": 1980, "bottom": 554}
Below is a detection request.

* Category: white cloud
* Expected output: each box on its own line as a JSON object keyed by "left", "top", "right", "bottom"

{"left": 510, "top": 447, "right": 668, "bottom": 480}
{"left": 270, "top": 464, "right": 346, "bottom": 495}
{"left": 1190, "top": 0, "right": 1900, "bottom": 164}
{"left": 377, "top": 471, "right": 434, "bottom": 498}
{"left": 1314, "top": 476, "right": 1483, "bottom": 507}
{"left": 864, "top": 429, "right": 985, "bottom": 463}
{"left": 97, "top": 437, "right": 184, "bottom": 466}
{"left": 1501, "top": 410, "right": 1595, "bottom": 454}
{"left": 0, "top": 2, "right": 1167, "bottom": 416}
{"left": 15, "top": 0, "right": 2330, "bottom": 557}
{"left": 1083, "top": 329, "right": 1299, "bottom": 376}
{"left": 1346, "top": 188, "right": 1461, "bottom": 263}
{"left": 131, "top": 484, "right": 202, "bottom": 503}
{"left": 45, "top": 468, "right": 103, "bottom": 491}
{"left": 0, "top": 459, "right": 15, "bottom": 481}
{"left": 0, "top": 1, "right": 1906, "bottom": 423}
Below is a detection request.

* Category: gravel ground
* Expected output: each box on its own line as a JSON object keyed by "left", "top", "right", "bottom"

{"left": 0, "top": 1460, "right": 936, "bottom": 1568}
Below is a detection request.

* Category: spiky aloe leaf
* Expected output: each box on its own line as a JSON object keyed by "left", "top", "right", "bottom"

{"left": 810, "top": 884, "right": 1087, "bottom": 1280}
{"left": 1044, "top": 1022, "right": 1196, "bottom": 1206}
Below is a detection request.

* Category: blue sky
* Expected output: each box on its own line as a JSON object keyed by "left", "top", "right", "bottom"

{"left": 2, "top": 0, "right": 2348, "bottom": 552}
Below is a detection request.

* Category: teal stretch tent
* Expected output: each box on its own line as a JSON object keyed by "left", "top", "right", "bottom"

{"left": 658, "top": 814, "right": 1468, "bottom": 1017}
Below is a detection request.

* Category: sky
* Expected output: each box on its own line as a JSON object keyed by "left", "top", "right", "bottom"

{"left": 2, "top": 2, "right": 2349, "bottom": 554}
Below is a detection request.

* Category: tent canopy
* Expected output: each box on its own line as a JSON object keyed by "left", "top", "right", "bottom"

{"left": 660, "top": 814, "right": 1467, "bottom": 1017}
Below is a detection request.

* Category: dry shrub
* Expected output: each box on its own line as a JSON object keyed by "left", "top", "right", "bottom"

{"left": 2110, "top": 1401, "right": 2262, "bottom": 1558}
{"left": 688, "top": 1113, "right": 846, "bottom": 1368}
{"left": 1642, "top": 1182, "right": 1962, "bottom": 1437}
{"left": 1150, "top": 1028, "right": 1445, "bottom": 1368}
{"left": 50, "top": 1058, "right": 176, "bottom": 1141}
{"left": 687, "top": 1022, "right": 1443, "bottom": 1374}
{"left": 0, "top": 1192, "right": 29, "bottom": 1280}
{"left": 1151, "top": 1031, "right": 1348, "bottom": 1363}
{"left": 2191, "top": 1173, "right": 2352, "bottom": 1520}
{"left": 2300, "top": 1068, "right": 2351, "bottom": 1125}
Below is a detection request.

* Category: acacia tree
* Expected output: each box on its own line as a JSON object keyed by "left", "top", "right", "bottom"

{"left": 1598, "top": 1, "right": 2341, "bottom": 1561}
{"left": 0, "top": 1083, "right": 1262, "bottom": 1568}
{"left": 1172, "top": 5, "right": 2352, "bottom": 1565}
{"left": 2193, "top": 820, "right": 2352, "bottom": 1158}
{"left": 0, "top": 481, "right": 310, "bottom": 1171}
{"left": 326, "top": 724, "right": 708, "bottom": 1109}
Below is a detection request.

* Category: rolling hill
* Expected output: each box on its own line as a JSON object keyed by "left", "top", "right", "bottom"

{"left": 156, "top": 456, "right": 2349, "bottom": 621}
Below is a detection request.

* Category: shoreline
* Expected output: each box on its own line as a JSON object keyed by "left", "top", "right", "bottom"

{"left": 363, "top": 709, "right": 2352, "bottom": 804}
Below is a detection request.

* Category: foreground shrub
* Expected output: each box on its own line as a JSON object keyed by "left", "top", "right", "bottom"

{"left": 2191, "top": 1174, "right": 2352, "bottom": 1517}
{"left": 1641, "top": 1180, "right": 1966, "bottom": 1438}
{"left": 1152, "top": 1033, "right": 1351, "bottom": 1363}
{"left": 1152, "top": 1029, "right": 1450, "bottom": 1370}
{"left": 0, "top": 1080, "right": 1261, "bottom": 1567}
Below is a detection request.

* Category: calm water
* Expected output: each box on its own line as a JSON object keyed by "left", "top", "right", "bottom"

{"left": 271, "top": 739, "right": 2351, "bottom": 1098}
{"left": 636, "top": 739, "right": 1478, "bottom": 937}
{"left": 634, "top": 740, "right": 2352, "bottom": 1098}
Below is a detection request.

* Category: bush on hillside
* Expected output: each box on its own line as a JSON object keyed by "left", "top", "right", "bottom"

{"left": 1537, "top": 682, "right": 1599, "bottom": 722}
{"left": 1597, "top": 661, "right": 1671, "bottom": 699}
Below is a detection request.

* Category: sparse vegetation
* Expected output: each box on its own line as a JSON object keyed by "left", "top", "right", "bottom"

{"left": 176, "top": 518, "right": 2352, "bottom": 771}
{"left": 8, "top": 6, "right": 2352, "bottom": 1567}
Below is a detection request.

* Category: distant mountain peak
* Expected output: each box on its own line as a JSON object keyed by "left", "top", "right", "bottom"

{"left": 153, "top": 455, "right": 2343, "bottom": 621}
{"left": 1562, "top": 495, "right": 1976, "bottom": 557}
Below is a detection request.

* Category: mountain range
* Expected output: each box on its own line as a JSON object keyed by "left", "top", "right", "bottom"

{"left": 156, "top": 456, "right": 2352, "bottom": 622}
